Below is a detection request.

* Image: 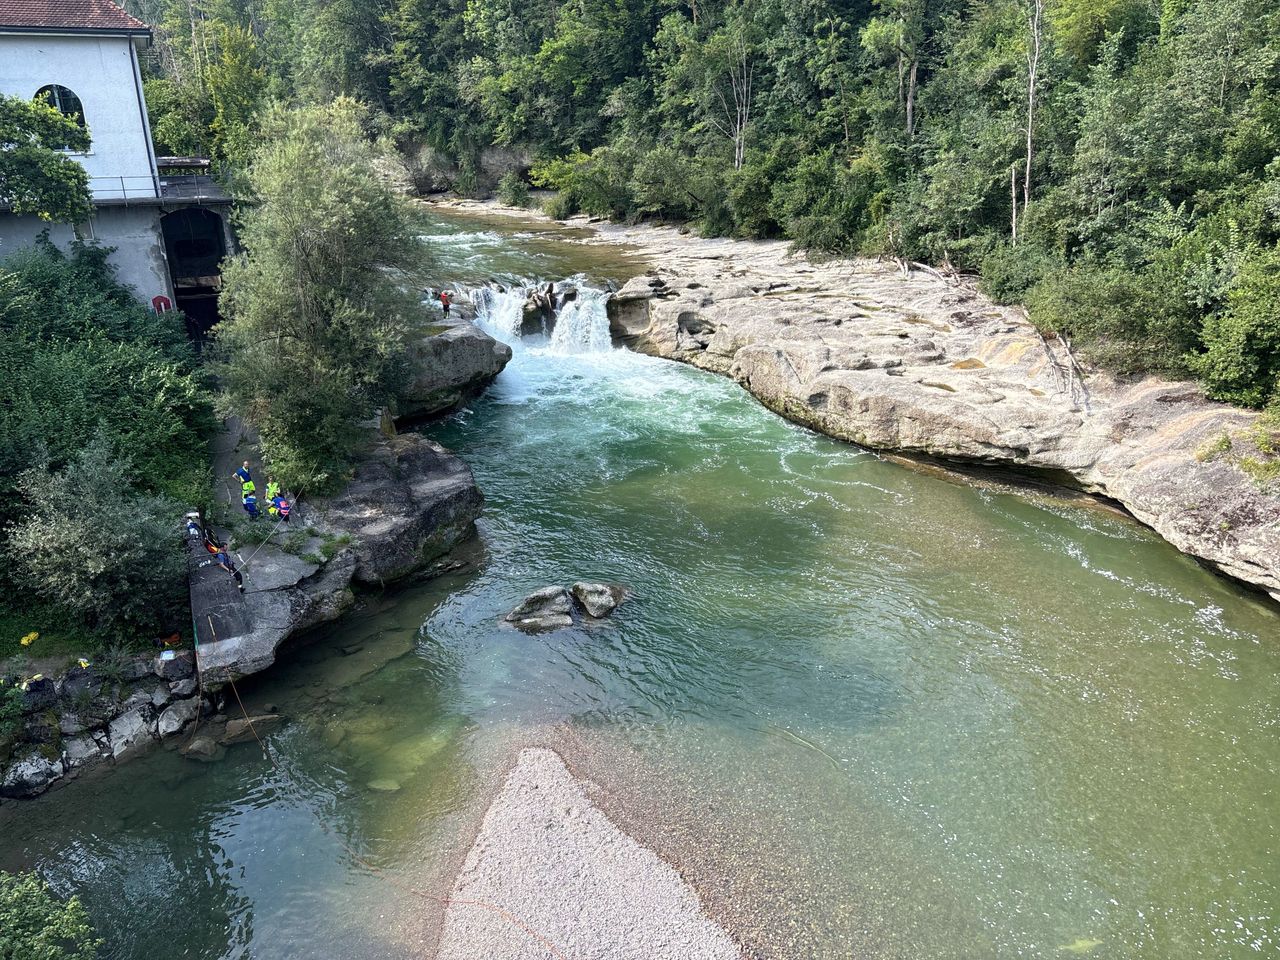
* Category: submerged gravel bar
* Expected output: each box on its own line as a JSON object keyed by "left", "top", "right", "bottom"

{"left": 436, "top": 748, "right": 742, "bottom": 960}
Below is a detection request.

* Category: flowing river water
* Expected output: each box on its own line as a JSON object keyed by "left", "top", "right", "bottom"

{"left": 2, "top": 210, "right": 1278, "bottom": 959}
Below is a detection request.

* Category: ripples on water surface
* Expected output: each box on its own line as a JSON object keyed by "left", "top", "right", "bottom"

{"left": 1, "top": 210, "right": 1277, "bottom": 959}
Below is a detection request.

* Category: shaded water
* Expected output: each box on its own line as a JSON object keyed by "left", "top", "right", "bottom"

{"left": 2, "top": 210, "right": 1277, "bottom": 959}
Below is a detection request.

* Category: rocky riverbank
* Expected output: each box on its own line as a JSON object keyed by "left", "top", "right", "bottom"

{"left": 434, "top": 199, "right": 1280, "bottom": 604}
{"left": 1, "top": 321, "right": 510, "bottom": 798}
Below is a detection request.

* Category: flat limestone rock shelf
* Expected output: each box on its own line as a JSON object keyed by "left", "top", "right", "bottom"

{"left": 436, "top": 748, "right": 742, "bottom": 960}
{"left": 434, "top": 200, "right": 1280, "bottom": 603}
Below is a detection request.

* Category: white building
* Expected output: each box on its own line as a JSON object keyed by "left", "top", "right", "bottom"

{"left": 0, "top": 0, "right": 233, "bottom": 335}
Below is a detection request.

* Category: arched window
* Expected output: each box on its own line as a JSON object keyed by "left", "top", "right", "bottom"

{"left": 34, "top": 84, "right": 86, "bottom": 127}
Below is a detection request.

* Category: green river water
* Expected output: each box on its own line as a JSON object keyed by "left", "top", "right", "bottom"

{"left": 1, "top": 211, "right": 1277, "bottom": 959}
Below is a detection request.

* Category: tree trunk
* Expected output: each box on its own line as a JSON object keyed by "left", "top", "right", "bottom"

{"left": 1023, "top": 0, "right": 1043, "bottom": 211}
{"left": 1010, "top": 163, "right": 1019, "bottom": 245}
{"left": 905, "top": 57, "right": 918, "bottom": 136}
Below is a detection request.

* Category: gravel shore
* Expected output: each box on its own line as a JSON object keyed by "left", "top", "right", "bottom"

{"left": 435, "top": 747, "right": 742, "bottom": 960}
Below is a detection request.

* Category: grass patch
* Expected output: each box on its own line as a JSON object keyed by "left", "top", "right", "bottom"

{"left": 0, "top": 599, "right": 92, "bottom": 667}
{"left": 1195, "top": 433, "right": 1233, "bottom": 462}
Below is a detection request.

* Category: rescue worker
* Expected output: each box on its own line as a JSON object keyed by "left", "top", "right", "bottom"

{"left": 269, "top": 495, "right": 292, "bottom": 522}
{"left": 265, "top": 477, "right": 281, "bottom": 501}
{"left": 242, "top": 490, "right": 259, "bottom": 519}
{"left": 214, "top": 547, "right": 244, "bottom": 593}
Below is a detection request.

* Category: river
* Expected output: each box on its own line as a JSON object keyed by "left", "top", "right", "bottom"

{"left": 1, "top": 210, "right": 1277, "bottom": 960}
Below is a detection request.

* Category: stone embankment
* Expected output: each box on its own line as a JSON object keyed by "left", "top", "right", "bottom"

{"left": 1, "top": 651, "right": 204, "bottom": 798}
{"left": 1, "top": 321, "right": 510, "bottom": 798}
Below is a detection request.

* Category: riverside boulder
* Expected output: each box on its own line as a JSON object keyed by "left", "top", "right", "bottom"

{"left": 570, "top": 581, "right": 628, "bottom": 618}
{"left": 506, "top": 586, "right": 574, "bottom": 633}
{"left": 398, "top": 321, "right": 511, "bottom": 421}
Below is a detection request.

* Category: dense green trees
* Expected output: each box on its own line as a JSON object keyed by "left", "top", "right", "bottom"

{"left": 0, "top": 242, "right": 212, "bottom": 642}
{"left": 214, "top": 99, "right": 425, "bottom": 490}
{"left": 132, "top": 0, "right": 1280, "bottom": 409}
{"left": 0, "top": 870, "right": 100, "bottom": 960}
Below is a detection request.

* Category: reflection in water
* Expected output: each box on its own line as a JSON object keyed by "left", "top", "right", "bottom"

{"left": 1, "top": 211, "right": 1277, "bottom": 960}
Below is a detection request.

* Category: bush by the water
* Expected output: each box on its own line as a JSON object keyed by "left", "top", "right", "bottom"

{"left": 0, "top": 870, "right": 100, "bottom": 960}
{"left": 496, "top": 172, "right": 530, "bottom": 208}
{"left": 6, "top": 436, "right": 186, "bottom": 641}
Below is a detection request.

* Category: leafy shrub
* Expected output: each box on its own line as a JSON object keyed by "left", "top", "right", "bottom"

{"left": 772, "top": 149, "right": 887, "bottom": 254}
{"left": 727, "top": 156, "right": 785, "bottom": 238}
{"left": 1190, "top": 249, "right": 1280, "bottom": 407}
{"left": 542, "top": 191, "right": 576, "bottom": 220}
{"left": 496, "top": 172, "right": 530, "bottom": 208}
{"left": 0, "top": 241, "right": 213, "bottom": 514}
{"left": 6, "top": 435, "right": 185, "bottom": 640}
{"left": 980, "top": 242, "right": 1063, "bottom": 304}
{"left": 0, "top": 870, "right": 101, "bottom": 960}
{"left": 630, "top": 146, "right": 700, "bottom": 222}
{"left": 530, "top": 147, "right": 636, "bottom": 220}
{"left": 1027, "top": 265, "right": 1199, "bottom": 376}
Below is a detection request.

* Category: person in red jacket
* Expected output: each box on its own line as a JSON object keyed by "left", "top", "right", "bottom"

{"left": 439, "top": 289, "right": 452, "bottom": 317}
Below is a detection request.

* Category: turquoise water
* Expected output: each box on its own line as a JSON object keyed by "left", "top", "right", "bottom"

{"left": 1, "top": 210, "right": 1277, "bottom": 959}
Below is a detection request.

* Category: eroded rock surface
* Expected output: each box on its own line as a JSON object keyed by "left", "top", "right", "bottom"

{"left": 399, "top": 320, "right": 511, "bottom": 421}
{"left": 592, "top": 229, "right": 1280, "bottom": 602}
{"left": 196, "top": 434, "right": 485, "bottom": 684}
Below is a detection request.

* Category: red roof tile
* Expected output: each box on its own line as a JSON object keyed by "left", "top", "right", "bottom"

{"left": 0, "top": 0, "right": 150, "bottom": 33}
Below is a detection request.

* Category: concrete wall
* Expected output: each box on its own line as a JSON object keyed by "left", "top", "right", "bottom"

{"left": 0, "top": 33, "right": 158, "bottom": 201}
{"left": 0, "top": 207, "right": 173, "bottom": 301}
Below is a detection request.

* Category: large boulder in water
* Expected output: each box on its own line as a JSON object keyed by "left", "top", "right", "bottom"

{"left": 506, "top": 587, "right": 574, "bottom": 633}
{"left": 324, "top": 434, "right": 485, "bottom": 585}
{"left": 570, "top": 582, "right": 628, "bottom": 619}
{"left": 399, "top": 322, "right": 511, "bottom": 421}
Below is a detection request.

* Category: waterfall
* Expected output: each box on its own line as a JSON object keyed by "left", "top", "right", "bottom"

{"left": 549, "top": 285, "right": 612, "bottom": 354}
{"left": 464, "top": 277, "right": 614, "bottom": 355}
{"left": 466, "top": 284, "right": 530, "bottom": 343}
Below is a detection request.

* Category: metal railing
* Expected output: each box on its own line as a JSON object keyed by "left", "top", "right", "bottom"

{"left": 87, "top": 174, "right": 229, "bottom": 204}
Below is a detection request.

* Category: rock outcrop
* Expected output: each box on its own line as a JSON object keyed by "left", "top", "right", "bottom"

{"left": 399, "top": 319, "right": 511, "bottom": 421}
{"left": 196, "top": 434, "right": 486, "bottom": 684}
{"left": 602, "top": 245, "right": 1280, "bottom": 601}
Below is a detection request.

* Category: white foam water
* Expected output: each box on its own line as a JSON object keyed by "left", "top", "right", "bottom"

{"left": 463, "top": 276, "right": 612, "bottom": 354}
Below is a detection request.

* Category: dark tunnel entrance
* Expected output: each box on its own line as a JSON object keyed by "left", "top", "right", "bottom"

{"left": 161, "top": 207, "right": 227, "bottom": 344}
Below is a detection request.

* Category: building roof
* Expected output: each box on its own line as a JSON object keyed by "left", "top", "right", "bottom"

{"left": 0, "top": 0, "right": 150, "bottom": 35}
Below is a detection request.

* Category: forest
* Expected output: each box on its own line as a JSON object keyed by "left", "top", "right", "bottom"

{"left": 126, "top": 0, "right": 1280, "bottom": 412}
